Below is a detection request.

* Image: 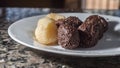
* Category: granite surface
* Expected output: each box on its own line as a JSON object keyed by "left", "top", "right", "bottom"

{"left": 0, "top": 8, "right": 120, "bottom": 68}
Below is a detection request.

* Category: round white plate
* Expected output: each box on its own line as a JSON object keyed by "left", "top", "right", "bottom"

{"left": 8, "top": 13, "right": 120, "bottom": 57}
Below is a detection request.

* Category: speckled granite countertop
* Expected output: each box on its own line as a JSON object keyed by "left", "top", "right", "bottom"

{"left": 0, "top": 8, "right": 120, "bottom": 68}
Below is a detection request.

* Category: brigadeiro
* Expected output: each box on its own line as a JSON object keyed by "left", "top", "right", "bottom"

{"left": 57, "top": 16, "right": 83, "bottom": 49}
{"left": 78, "top": 15, "right": 108, "bottom": 48}
{"left": 55, "top": 16, "right": 83, "bottom": 28}
{"left": 58, "top": 24, "right": 80, "bottom": 49}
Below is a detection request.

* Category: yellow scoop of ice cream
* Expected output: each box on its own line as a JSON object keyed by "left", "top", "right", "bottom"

{"left": 35, "top": 17, "right": 57, "bottom": 45}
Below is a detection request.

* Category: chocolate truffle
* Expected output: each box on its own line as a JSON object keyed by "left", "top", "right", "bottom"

{"left": 65, "top": 16, "right": 83, "bottom": 27}
{"left": 58, "top": 24, "right": 80, "bottom": 49}
{"left": 78, "top": 15, "right": 108, "bottom": 48}
{"left": 55, "top": 16, "right": 83, "bottom": 28}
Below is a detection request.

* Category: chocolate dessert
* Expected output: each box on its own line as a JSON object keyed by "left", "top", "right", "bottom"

{"left": 65, "top": 16, "right": 83, "bottom": 27}
{"left": 58, "top": 24, "right": 80, "bottom": 49}
{"left": 78, "top": 15, "right": 108, "bottom": 48}
{"left": 35, "top": 13, "right": 109, "bottom": 49}
{"left": 57, "top": 16, "right": 83, "bottom": 49}
{"left": 55, "top": 16, "right": 83, "bottom": 28}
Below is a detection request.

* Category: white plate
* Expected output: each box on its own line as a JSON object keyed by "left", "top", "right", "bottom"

{"left": 8, "top": 13, "right": 120, "bottom": 57}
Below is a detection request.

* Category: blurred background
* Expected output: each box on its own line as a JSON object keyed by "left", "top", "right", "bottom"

{"left": 0, "top": 0, "right": 119, "bottom": 9}
{"left": 0, "top": 0, "right": 120, "bottom": 22}
{"left": 0, "top": 0, "right": 120, "bottom": 10}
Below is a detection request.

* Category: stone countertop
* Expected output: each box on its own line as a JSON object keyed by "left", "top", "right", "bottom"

{"left": 0, "top": 8, "right": 120, "bottom": 68}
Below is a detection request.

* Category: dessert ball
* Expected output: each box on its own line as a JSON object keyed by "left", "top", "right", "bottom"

{"left": 85, "top": 15, "right": 108, "bottom": 32}
{"left": 65, "top": 16, "right": 83, "bottom": 27}
{"left": 55, "top": 16, "right": 83, "bottom": 28}
{"left": 58, "top": 24, "right": 80, "bottom": 49}
{"left": 35, "top": 17, "right": 58, "bottom": 45}
{"left": 78, "top": 15, "right": 108, "bottom": 48}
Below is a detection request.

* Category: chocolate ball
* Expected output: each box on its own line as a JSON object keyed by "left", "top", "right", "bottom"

{"left": 78, "top": 15, "right": 108, "bottom": 48}
{"left": 58, "top": 24, "right": 80, "bottom": 49}
{"left": 55, "top": 16, "right": 83, "bottom": 28}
